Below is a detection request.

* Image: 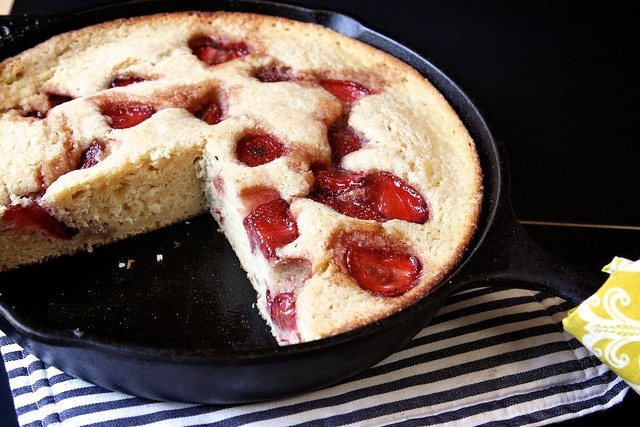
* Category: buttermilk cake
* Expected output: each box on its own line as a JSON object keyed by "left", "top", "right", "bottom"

{"left": 0, "top": 11, "right": 483, "bottom": 345}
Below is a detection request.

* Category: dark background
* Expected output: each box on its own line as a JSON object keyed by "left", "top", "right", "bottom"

{"left": 7, "top": 0, "right": 639, "bottom": 229}
{"left": 2, "top": 0, "right": 639, "bottom": 425}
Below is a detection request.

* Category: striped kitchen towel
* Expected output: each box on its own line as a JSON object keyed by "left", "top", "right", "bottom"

{"left": 0, "top": 287, "right": 630, "bottom": 426}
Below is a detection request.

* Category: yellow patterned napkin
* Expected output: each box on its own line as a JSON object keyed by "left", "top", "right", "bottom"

{"left": 563, "top": 256, "right": 640, "bottom": 393}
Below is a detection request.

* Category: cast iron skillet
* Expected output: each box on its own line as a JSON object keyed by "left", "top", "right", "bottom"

{"left": 0, "top": 0, "right": 605, "bottom": 404}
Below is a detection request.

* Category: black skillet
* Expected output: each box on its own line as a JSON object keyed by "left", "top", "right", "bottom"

{"left": 0, "top": 0, "right": 606, "bottom": 404}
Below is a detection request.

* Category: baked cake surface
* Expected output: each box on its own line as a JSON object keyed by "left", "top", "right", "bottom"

{"left": 0, "top": 11, "right": 483, "bottom": 344}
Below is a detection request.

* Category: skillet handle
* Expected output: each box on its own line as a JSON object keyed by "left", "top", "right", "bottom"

{"left": 454, "top": 197, "right": 607, "bottom": 306}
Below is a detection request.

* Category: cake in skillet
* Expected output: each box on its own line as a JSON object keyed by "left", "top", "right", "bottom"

{"left": 0, "top": 11, "right": 483, "bottom": 344}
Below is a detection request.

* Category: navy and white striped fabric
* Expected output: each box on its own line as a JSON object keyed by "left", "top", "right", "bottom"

{"left": 1, "top": 287, "right": 630, "bottom": 426}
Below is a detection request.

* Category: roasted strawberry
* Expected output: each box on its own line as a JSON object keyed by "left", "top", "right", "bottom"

{"left": 194, "top": 100, "right": 223, "bottom": 125}
{"left": 310, "top": 168, "right": 429, "bottom": 223}
{"left": 366, "top": 172, "right": 429, "bottom": 224}
{"left": 345, "top": 244, "right": 422, "bottom": 297}
{"left": 189, "top": 35, "right": 249, "bottom": 65}
{"left": 266, "top": 290, "right": 298, "bottom": 334}
{"left": 236, "top": 133, "right": 285, "bottom": 167}
{"left": 254, "top": 65, "right": 295, "bottom": 82}
{"left": 109, "top": 76, "right": 144, "bottom": 87}
{"left": 102, "top": 104, "right": 155, "bottom": 129}
{"left": 243, "top": 198, "right": 299, "bottom": 260}
{"left": 313, "top": 166, "right": 366, "bottom": 193}
{"left": 310, "top": 167, "right": 378, "bottom": 220}
{"left": 313, "top": 192, "right": 379, "bottom": 221}
{"left": 328, "top": 125, "right": 366, "bottom": 162}
{"left": 3, "top": 202, "right": 77, "bottom": 240}
{"left": 79, "top": 141, "right": 106, "bottom": 169}
{"left": 319, "top": 79, "right": 373, "bottom": 104}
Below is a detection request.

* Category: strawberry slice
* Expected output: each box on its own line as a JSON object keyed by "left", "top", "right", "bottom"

{"left": 366, "top": 172, "right": 430, "bottom": 224}
{"left": 102, "top": 104, "right": 155, "bottom": 129}
{"left": 309, "top": 168, "right": 429, "bottom": 223}
{"left": 243, "top": 198, "right": 299, "bottom": 260}
{"left": 312, "top": 192, "right": 379, "bottom": 221}
{"left": 266, "top": 290, "right": 298, "bottom": 334}
{"left": 190, "top": 35, "right": 249, "bottom": 65}
{"left": 109, "top": 76, "right": 144, "bottom": 87}
{"left": 345, "top": 244, "right": 422, "bottom": 297}
{"left": 78, "top": 141, "right": 106, "bottom": 169}
{"left": 4, "top": 202, "right": 77, "bottom": 240}
{"left": 310, "top": 167, "right": 378, "bottom": 220}
{"left": 236, "top": 133, "right": 285, "bottom": 167}
{"left": 313, "top": 166, "right": 366, "bottom": 193}
{"left": 254, "top": 65, "right": 295, "bottom": 82}
{"left": 195, "top": 100, "right": 223, "bottom": 125}
{"left": 328, "top": 125, "right": 366, "bottom": 162}
{"left": 109, "top": 76, "right": 144, "bottom": 88}
{"left": 319, "top": 79, "right": 374, "bottom": 104}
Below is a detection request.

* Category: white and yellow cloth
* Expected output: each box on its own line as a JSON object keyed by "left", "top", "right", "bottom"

{"left": 563, "top": 256, "right": 640, "bottom": 394}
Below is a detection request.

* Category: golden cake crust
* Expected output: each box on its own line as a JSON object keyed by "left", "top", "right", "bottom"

{"left": 0, "top": 11, "right": 482, "bottom": 344}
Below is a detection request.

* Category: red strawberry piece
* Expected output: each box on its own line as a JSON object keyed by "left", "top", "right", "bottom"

{"left": 313, "top": 166, "right": 366, "bottom": 193}
{"left": 366, "top": 172, "right": 429, "bottom": 224}
{"left": 103, "top": 104, "right": 155, "bottom": 129}
{"left": 319, "top": 79, "right": 373, "bottom": 104}
{"left": 345, "top": 244, "right": 422, "bottom": 297}
{"left": 236, "top": 133, "right": 285, "bottom": 167}
{"left": 310, "top": 167, "right": 378, "bottom": 220}
{"left": 190, "top": 36, "right": 249, "bottom": 65}
{"left": 266, "top": 290, "right": 298, "bottom": 334}
{"left": 312, "top": 191, "right": 379, "bottom": 221}
{"left": 78, "top": 141, "right": 106, "bottom": 169}
{"left": 109, "top": 76, "right": 144, "bottom": 88}
{"left": 243, "top": 198, "right": 299, "bottom": 260}
{"left": 194, "top": 100, "right": 223, "bottom": 125}
{"left": 310, "top": 168, "right": 429, "bottom": 224}
{"left": 3, "top": 202, "right": 77, "bottom": 240}
{"left": 328, "top": 125, "right": 366, "bottom": 162}
{"left": 313, "top": 191, "right": 379, "bottom": 221}
{"left": 254, "top": 65, "right": 294, "bottom": 83}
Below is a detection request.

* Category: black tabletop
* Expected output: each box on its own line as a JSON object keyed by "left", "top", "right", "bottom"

{"left": 1, "top": 1, "right": 639, "bottom": 426}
